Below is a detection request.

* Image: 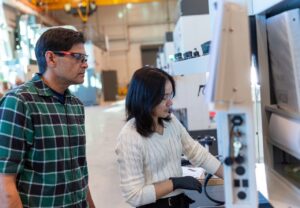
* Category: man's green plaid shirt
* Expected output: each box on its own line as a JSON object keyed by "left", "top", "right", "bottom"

{"left": 0, "top": 74, "right": 89, "bottom": 207}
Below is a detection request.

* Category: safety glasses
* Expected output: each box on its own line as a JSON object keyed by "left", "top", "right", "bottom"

{"left": 162, "top": 92, "right": 174, "bottom": 101}
{"left": 52, "top": 51, "right": 88, "bottom": 63}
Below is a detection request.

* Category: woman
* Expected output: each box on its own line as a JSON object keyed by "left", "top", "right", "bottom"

{"left": 116, "top": 66, "right": 223, "bottom": 208}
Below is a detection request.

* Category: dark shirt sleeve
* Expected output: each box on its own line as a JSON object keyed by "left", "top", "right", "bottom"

{"left": 0, "top": 93, "right": 33, "bottom": 173}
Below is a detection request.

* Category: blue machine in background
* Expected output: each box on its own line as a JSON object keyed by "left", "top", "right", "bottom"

{"left": 71, "top": 68, "right": 101, "bottom": 106}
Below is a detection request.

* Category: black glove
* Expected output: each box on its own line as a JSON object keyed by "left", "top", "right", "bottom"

{"left": 170, "top": 176, "right": 202, "bottom": 193}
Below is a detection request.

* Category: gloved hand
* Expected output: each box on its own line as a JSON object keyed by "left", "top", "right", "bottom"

{"left": 170, "top": 176, "right": 202, "bottom": 193}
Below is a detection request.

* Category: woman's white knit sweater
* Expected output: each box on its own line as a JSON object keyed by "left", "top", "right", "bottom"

{"left": 115, "top": 114, "right": 221, "bottom": 207}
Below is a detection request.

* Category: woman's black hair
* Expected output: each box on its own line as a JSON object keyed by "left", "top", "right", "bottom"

{"left": 126, "top": 66, "right": 176, "bottom": 137}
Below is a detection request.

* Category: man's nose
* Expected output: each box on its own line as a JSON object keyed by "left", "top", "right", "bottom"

{"left": 82, "top": 62, "right": 88, "bottom": 69}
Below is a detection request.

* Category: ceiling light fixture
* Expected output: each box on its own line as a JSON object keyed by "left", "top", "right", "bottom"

{"left": 64, "top": 0, "right": 97, "bottom": 23}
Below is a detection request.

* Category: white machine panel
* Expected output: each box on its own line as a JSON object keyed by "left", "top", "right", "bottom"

{"left": 171, "top": 9, "right": 214, "bottom": 132}
{"left": 170, "top": 55, "right": 209, "bottom": 76}
{"left": 269, "top": 113, "right": 300, "bottom": 159}
{"left": 173, "top": 15, "right": 211, "bottom": 53}
{"left": 216, "top": 109, "right": 257, "bottom": 208}
{"left": 173, "top": 73, "right": 214, "bottom": 131}
{"left": 267, "top": 8, "right": 300, "bottom": 113}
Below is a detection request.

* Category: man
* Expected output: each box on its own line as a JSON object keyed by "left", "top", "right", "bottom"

{"left": 0, "top": 27, "right": 95, "bottom": 208}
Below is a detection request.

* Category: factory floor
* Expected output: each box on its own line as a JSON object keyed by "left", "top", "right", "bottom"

{"left": 85, "top": 100, "right": 131, "bottom": 208}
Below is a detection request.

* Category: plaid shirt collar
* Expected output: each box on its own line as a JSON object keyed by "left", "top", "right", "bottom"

{"left": 32, "top": 73, "right": 72, "bottom": 98}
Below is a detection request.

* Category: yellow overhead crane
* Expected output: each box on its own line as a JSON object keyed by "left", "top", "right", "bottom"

{"left": 29, "top": 0, "right": 161, "bottom": 10}
{"left": 22, "top": 0, "right": 161, "bottom": 22}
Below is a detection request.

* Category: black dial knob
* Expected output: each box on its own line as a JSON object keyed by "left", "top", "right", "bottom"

{"left": 224, "top": 157, "right": 234, "bottom": 166}
{"left": 237, "top": 191, "right": 247, "bottom": 200}
{"left": 235, "top": 155, "right": 245, "bottom": 164}
{"left": 236, "top": 166, "right": 246, "bottom": 175}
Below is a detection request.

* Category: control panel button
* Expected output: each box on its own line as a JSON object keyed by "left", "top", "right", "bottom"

{"left": 224, "top": 157, "right": 234, "bottom": 166}
{"left": 237, "top": 191, "right": 247, "bottom": 200}
{"left": 242, "top": 179, "right": 249, "bottom": 187}
{"left": 236, "top": 166, "right": 246, "bottom": 175}
{"left": 235, "top": 155, "right": 245, "bottom": 164}
{"left": 234, "top": 179, "right": 240, "bottom": 187}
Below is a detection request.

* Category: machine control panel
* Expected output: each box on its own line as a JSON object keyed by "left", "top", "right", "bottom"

{"left": 217, "top": 112, "right": 257, "bottom": 207}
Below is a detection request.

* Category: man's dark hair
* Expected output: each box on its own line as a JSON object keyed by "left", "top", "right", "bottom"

{"left": 126, "top": 66, "right": 176, "bottom": 137}
{"left": 35, "top": 27, "right": 85, "bottom": 74}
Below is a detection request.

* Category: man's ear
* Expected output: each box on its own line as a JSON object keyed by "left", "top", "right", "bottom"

{"left": 45, "top": 51, "right": 56, "bottom": 67}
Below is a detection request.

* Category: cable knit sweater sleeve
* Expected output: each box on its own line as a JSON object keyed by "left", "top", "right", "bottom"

{"left": 115, "top": 123, "right": 156, "bottom": 207}
{"left": 173, "top": 116, "right": 221, "bottom": 174}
